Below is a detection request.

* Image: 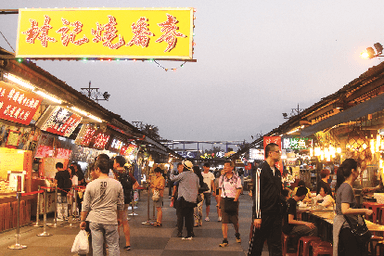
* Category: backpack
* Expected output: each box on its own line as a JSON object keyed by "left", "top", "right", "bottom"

{"left": 118, "top": 170, "right": 133, "bottom": 203}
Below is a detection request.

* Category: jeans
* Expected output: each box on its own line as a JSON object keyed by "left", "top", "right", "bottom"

{"left": 89, "top": 222, "right": 119, "bottom": 256}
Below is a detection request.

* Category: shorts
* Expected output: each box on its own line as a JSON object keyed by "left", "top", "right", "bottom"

{"left": 154, "top": 196, "right": 163, "bottom": 208}
{"left": 220, "top": 198, "right": 239, "bottom": 224}
{"left": 203, "top": 193, "right": 211, "bottom": 206}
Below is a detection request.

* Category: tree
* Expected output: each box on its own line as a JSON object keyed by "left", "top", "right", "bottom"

{"left": 141, "top": 124, "right": 161, "bottom": 140}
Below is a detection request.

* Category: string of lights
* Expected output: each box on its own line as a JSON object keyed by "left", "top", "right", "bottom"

{"left": 153, "top": 60, "right": 187, "bottom": 72}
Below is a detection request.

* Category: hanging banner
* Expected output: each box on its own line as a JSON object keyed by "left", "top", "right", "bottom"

{"left": 0, "top": 81, "right": 43, "bottom": 125}
{"left": 263, "top": 136, "right": 283, "bottom": 174}
{"left": 35, "top": 106, "right": 82, "bottom": 137}
{"left": 16, "top": 8, "right": 195, "bottom": 60}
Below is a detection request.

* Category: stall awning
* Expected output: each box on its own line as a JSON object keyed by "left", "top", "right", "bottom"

{"left": 300, "top": 93, "right": 384, "bottom": 137}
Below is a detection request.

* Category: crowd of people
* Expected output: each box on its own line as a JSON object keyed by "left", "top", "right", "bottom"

{"left": 53, "top": 143, "right": 374, "bottom": 256}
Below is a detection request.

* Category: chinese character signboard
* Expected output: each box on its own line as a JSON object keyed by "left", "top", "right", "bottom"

{"left": 282, "top": 137, "right": 313, "bottom": 150}
{"left": 0, "top": 81, "right": 43, "bottom": 125}
{"left": 36, "top": 106, "right": 82, "bottom": 137}
{"left": 17, "top": 8, "right": 195, "bottom": 60}
{"left": 121, "top": 143, "right": 138, "bottom": 158}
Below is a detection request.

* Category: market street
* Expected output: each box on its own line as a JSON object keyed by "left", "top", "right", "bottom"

{"left": 0, "top": 189, "right": 269, "bottom": 256}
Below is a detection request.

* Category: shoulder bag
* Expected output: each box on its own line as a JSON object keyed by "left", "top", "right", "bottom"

{"left": 343, "top": 214, "right": 372, "bottom": 245}
{"left": 152, "top": 190, "right": 160, "bottom": 202}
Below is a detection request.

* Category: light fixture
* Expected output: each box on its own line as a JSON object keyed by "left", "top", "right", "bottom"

{"left": 4, "top": 73, "right": 35, "bottom": 90}
{"left": 71, "top": 106, "right": 103, "bottom": 123}
{"left": 35, "top": 90, "right": 62, "bottom": 104}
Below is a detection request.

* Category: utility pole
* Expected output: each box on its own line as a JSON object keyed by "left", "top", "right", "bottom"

{"left": 81, "top": 81, "right": 110, "bottom": 102}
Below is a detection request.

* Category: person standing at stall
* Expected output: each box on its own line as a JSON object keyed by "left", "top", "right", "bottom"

{"left": 248, "top": 143, "right": 283, "bottom": 256}
{"left": 54, "top": 162, "right": 72, "bottom": 221}
{"left": 333, "top": 159, "right": 373, "bottom": 256}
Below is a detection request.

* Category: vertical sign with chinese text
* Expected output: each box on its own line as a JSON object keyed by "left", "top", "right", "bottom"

{"left": 263, "top": 136, "right": 283, "bottom": 174}
{"left": 17, "top": 8, "right": 195, "bottom": 60}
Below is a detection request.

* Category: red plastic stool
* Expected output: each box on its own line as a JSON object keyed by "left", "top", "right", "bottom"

{"left": 376, "top": 241, "right": 384, "bottom": 256}
{"left": 363, "top": 202, "right": 384, "bottom": 223}
{"left": 282, "top": 233, "right": 297, "bottom": 256}
{"left": 310, "top": 241, "right": 333, "bottom": 256}
{"left": 297, "top": 236, "right": 321, "bottom": 256}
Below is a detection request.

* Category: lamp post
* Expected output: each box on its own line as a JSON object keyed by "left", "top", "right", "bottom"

{"left": 81, "top": 81, "right": 110, "bottom": 103}
{"left": 361, "top": 42, "right": 384, "bottom": 59}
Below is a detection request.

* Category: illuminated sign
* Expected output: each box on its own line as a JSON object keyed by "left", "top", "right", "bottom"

{"left": 36, "top": 106, "right": 82, "bottom": 137}
{"left": 74, "top": 124, "right": 111, "bottom": 150}
{"left": 17, "top": 8, "right": 195, "bottom": 60}
{"left": 109, "top": 137, "right": 124, "bottom": 152}
{"left": 0, "top": 81, "right": 43, "bottom": 125}
{"left": 282, "top": 137, "right": 313, "bottom": 150}
{"left": 121, "top": 143, "right": 138, "bottom": 157}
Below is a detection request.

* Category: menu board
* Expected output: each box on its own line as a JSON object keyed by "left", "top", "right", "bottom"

{"left": 108, "top": 136, "right": 125, "bottom": 152}
{"left": 36, "top": 106, "right": 82, "bottom": 137}
{"left": 0, "top": 81, "right": 43, "bottom": 125}
{"left": 0, "top": 148, "right": 24, "bottom": 180}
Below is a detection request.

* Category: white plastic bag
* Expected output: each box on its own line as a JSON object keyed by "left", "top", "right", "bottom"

{"left": 71, "top": 230, "right": 89, "bottom": 254}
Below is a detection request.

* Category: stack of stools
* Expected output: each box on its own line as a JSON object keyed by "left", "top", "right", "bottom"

{"left": 297, "top": 236, "right": 321, "bottom": 256}
{"left": 281, "top": 233, "right": 297, "bottom": 256}
{"left": 309, "top": 240, "right": 333, "bottom": 256}
{"left": 376, "top": 241, "right": 384, "bottom": 256}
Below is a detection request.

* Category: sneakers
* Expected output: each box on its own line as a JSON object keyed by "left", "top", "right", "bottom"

{"left": 219, "top": 239, "right": 228, "bottom": 247}
{"left": 235, "top": 233, "right": 241, "bottom": 243}
{"left": 182, "top": 236, "right": 193, "bottom": 241}
{"left": 205, "top": 216, "right": 210, "bottom": 222}
{"left": 218, "top": 217, "right": 222, "bottom": 222}
{"left": 177, "top": 232, "right": 182, "bottom": 237}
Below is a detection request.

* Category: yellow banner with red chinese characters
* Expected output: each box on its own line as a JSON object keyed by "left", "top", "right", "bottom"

{"left": 16, "top": 8, "right": 195, "bottom": 60}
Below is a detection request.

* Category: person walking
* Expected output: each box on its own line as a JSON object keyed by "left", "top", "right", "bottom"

{"left": 202, "top": 163, "right": 215, "bottom": 222}
{"left": 170, "top": 160, "right": 199, "bottom": 240}
{"left": 80, "top": 156, "right": 124, "bottom": 256}
{"left": 248, "top": 143, "right": 283, "bottom": 256}
{"left": 218, "top": 160, "right": 242, "bottom": 247}
{"left": 151, "top": 167, "right": 165, "bottom": 227}
{"left": 214, "top": 169, "right": 225, "bottom": 222}
{"left": 333, "top": 159, "right": 373, "bottom": 256}
{"left": 193, "top": 166, "right": 205, "bottom": 227}
{"left": 113, "top": 155, "right": 140, "bottom": 251}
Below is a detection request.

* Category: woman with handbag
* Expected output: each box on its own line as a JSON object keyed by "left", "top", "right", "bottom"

{"left": 333, "top": 159, "right": 373, "bottom": 256}
{"left": 151, "top": 167, "right": 165, "bottom": 227}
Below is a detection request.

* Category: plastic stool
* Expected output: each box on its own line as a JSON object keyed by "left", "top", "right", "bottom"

{"left": 376, "top": 241, "right": 384, "bottom": 256}
{"left": 297, "top": 236, "right": 321, "bottom": 256}
{"left": 282, "top": 233, "right": 297, "bottom": 256}
{"left": 310, "top": 241, "right": 333, "bottom": 256}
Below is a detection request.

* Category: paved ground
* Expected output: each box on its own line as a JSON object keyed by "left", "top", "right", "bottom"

{"left": 0, "top": 189, "right": 269, "bottom": 256}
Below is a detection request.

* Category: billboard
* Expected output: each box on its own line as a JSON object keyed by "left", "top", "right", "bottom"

{"left": 16, "top": 8, "right": 195, "bottom": 60}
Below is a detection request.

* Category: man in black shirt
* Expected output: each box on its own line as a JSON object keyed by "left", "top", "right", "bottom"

{"left": 316, "top": 169, "right": 332, "bottom": 196}
{"left": 248, "top": 143, "right": 283, "bottom": 256}
{"left": 283, "top": 186, "right": 317, "bottom": 239}
{"left": 54, "top": 162, "right": 71, "bottom": 221}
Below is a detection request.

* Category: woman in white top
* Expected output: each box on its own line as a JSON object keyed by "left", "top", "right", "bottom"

{"left": 315, "top": 187, "right": 334, "bottom": 208}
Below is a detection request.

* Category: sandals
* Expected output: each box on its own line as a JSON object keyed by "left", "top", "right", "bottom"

{"left": 152, "top": 222, "right": 162, "bottom": 227}
{"left": 123, "top": 245, "right": 131, "bottom": 251}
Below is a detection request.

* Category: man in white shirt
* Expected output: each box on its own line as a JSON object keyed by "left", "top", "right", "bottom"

{"left": 202, "top": 163, "right": 215, "bottom": 222}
